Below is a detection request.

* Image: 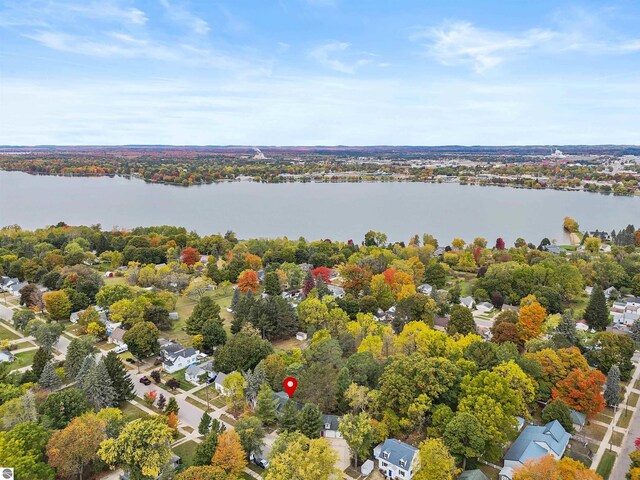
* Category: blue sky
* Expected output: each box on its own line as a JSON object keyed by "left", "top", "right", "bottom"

{"left": 1, "top": 0, "right": 639, "bottom": 145}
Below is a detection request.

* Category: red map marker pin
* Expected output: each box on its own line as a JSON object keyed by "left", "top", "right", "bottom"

{"left": 283, "top": 376, "right": 298, "bottom": 397}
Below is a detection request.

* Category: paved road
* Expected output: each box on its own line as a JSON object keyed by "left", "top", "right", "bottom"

{"left": 0, "top": 303, "right": 14, "bottom": 321}
{"left": 132, "top": 372, "right": 207, "bottom": 429}
{"left": 610, "top": 401, "right": 640, "bottom": 479}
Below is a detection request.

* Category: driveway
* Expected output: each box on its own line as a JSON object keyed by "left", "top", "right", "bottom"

{"left": 326, "top": 437, "right": 351, "bottom": 472}
{"left": 0, "top": 303, "right": 14, "bottom": 322}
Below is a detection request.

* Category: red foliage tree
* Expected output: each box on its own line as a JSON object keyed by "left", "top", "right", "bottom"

{"left": 341, "top": 265, "right": 371, "bottom": 295}
{"left": 552, "top": 368, "right": 606, "bottom": 418}
{"left": 382, "top": 268, "right": 398, "bottom": 285}
{"left": 181, "top": 247, "right": 201, "bottom": 266}
{"left": 496, "top": 238, "right": 506, "bottom": 250}
{"left": 311, "top": 266, "right": 332, "bottom": 284}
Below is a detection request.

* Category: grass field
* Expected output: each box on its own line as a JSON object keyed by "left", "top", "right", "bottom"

{"left": 172, "top": 440, "right": 198, "bottom": 467}
{"left": 610, "top": 431, "right": 624, "bottom": 447}
{"left": 617, "top": 410, "right": 633, "bottom": 428}
{"left": 11, "top": 349, "right": 36, "bottom": 370}
{"left": 120, "top": 402, "right": 149, "bottom": 422}
{"left": 170, "top": 288, "right": 235, "bottom": 344}
{"left": 596, "top": 450, "right": 616, "bottom": 479}
{"left": 584, "top": 423, "right": 608, "bottom": 442}
{"left": 0, "top": 324, "right": 20, "bottom": 341}
{"left": 628, "top": 392, "right": 639, "bottom": 407}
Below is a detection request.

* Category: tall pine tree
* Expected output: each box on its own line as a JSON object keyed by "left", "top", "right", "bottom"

{"left": 65, "top": 337, "right": 97, "bottom": 379}
{"left": 186, "top": 296, "right": 222, "bottom": 335}
{"left": 199, "top": 411, "right": 212, "bottom": 436}
{"left": 165, "top": 397, "right": 180, "bottom": 415}
{"left": 584, "top": 285, "right": 609, "bottom": 331}
{"left": 279, "top": 399, "right": 300, "bottom": 433}
{"left": 83, "top": 359, "right": 117, "bottom": 410}
{"left": 297, "top": 403, "right": 323, "bottom": 439}
{"left": 553, "top": 311, "right": 578, "bottom": 347}
{"left": 75, "top": 355, "right": 96, "bottom": 389}
{"left": 39, "top": 361, "right": 61, "bottom": 390}
{"left": 103, "top": 351, "right": 135, "bottom": 403}
{"left": 32, "top": 346, "right": 53, "bottom": 379}
{"left": 604, "top": 365, "right": 621, "bottom": 407}
{"left": 255, "top": 383, "right": 277, "bottom": 425}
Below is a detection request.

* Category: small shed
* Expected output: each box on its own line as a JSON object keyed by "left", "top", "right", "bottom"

{"left": 296, "top": 332, "right": 308, "bottom": 341}
{"left": 360, "top": 459, "right": 374, "bottom": 476}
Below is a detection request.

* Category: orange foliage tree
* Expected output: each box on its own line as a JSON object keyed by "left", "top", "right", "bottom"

{"left": 237, "top": 270, "right": 259, "bottom": 293}
{"left": 517, "top": 295, "right": 547, "bottom": 341}
{"left": 552, "top": 368, "right": 606, "bottom": 419}
{"left": 244, "top": 253, "right": 263, "bottom": 270}
{"left": 211, "top": 430, "right": 247, "bottom": 475}
{"left": 181, "top": 247, "right": 200, "bottom": 266}
{"left": 514, "top": 454, "right": 602, "bottom": 479}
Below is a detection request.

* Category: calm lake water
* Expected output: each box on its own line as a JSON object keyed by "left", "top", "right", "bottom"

{"left": 1, "top": 171, "right": 638, "bottom": 244}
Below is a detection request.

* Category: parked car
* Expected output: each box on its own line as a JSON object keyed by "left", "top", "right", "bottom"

{"left": 139, "top": 376, "right": 151, "bottom": 385}
{"left": 114, "top": 344, "right": 128, "bottom": 354}
{"left": 250, "top": 453, "right": 269, "bottom": 469}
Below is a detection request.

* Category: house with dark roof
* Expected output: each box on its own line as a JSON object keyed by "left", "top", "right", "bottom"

{"left": 185, "top": 360, "right": 216, "bottom": 385}
{"left": 499, "top": 420, "right": 570, "bottom": 480}
{"left": 321, "top": 414, "right": 342, "bottom": 438}
{"left": 374, "top": 439, "right": 419, "bottom": 480}
{"left": 160, "top": 341, "right": 199, "bottom": 373}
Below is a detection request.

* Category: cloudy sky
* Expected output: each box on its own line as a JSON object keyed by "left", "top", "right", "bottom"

{"left": 1, "top": 0, "right": 639, "bottom": 145}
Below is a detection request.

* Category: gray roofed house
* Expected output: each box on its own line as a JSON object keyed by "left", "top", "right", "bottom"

{"left": 417, "top": 284, "right": 433, "bottom": 295}
{"left": 327, "top": 284, "right": 345, "bottom": 298}
{"left": 0, "top": 350, "right": 16, "bottom": 363}
{"left": 160, "top": 341, "right": 199, "bottom": 373}
{"left": 185, "top": 361, "right": 216, "bottom": 384}
{"left": 108, "top": 327, "right": 127, "bottom": 346}
{"left": 459, "top": 470, "right": 490, "bottom": 480}
{"left": 499, "top": 420, "right": 571, "bottom": 480}
{"left": 213, "top": 371, "right": 237, "bottom": 395}
{"left": 321, "top": 415, "right": 342, "bottom": 438}
{"left": 476, "top": 301, "right": 494, "bottom": 312}
{"left": 460, "top": 296, "right": 476, "bottom": 309}
{"left": 501, "top": 304, "right": 520, "bottom": 313}
{"left": 569, "top": 409, "right": 587, "bottom": 431}
{"left": 374, "top": 439, "right": 419, "bottom": 480}
{"left": 545, "top": 245, "right": 562, "bottom": 255}
{"left": 8, "top": 281, "right": 28, "bottom": 296}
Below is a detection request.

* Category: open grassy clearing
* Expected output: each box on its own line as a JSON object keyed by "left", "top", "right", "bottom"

{"left": 0, "top": 324, "right": 20, "bottom": 341}
{"left": 596, "top": 450, "right": 616, "bottom": 479}
{"left": 172, "top": 440, "right": 198, "bottom": 468}
{"left": 10, "top": 349, "right": 36, "bottom": 370}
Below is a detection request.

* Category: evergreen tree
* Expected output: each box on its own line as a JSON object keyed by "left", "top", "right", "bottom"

{"left": 298, "top": 403, "right": 323, "bottom": 439}
{"left": 255, "top": 383, "right": 277, "bottom": 425}
{"left": 584, "top": 285, "right": 609, "bottom": 331}
{"left": 631, "top": 319, "right": 640, "bottom": 343}
{"left": 32, "top": 346, "right": 53, "bottom": 379}
{"left": 65, "top": 337, "right": 97, "bottom": 379}
{"left": 194, "top": 430, "right": 220, "bottom": 466}
{"left": 165, "top": 397, "right": 180, "bottom": 415}
{"left": 103, "top": 351, "right": 135, "bottom": 403}
{"left": 231, "top": 291, "right": 254, "bottom": 334}
{"left": 186, "top": 296, "right": 222, "bottom": 335}
{"left": 279, "top": 399, "right": 300, "bottom": 433}
{"left": 264, "top": 271, "right": 282, "bottom": 296}
{"left": 199, "top": 411, "right": 212, "bottom": 436}
{"left": 244, "top": 364, "right": 266, "bottom": 406}
{"left": 336, "top": 367, "right": 352, "bottom": 414}
{"left": 157, "top": 393, "right": 167, "bottom": 411}
{"left": 75, "top": 355, "right": 96, "bottom": 389}
{"left": 82, "top": 359, "right": 117, "bottom": 410}
{"left": 315, "top": 277, "right": 330, "bottom": 298}
{"left": 230, "top": 287, "right": 241, "bottom": 312}
{"left": 39, "top": 361, "right": 61, "bottom": 390}
{"left": 604, "top": 365, "right": 621, "bottom": 407}
{"left": 553, "top": 311, "right": 578, "bottom": 348}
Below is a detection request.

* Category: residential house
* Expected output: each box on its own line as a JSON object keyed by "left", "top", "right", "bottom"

{"left": 108, "top": 327, "right": 127, "bottom": 347}
{"left": 321, "top": 415, "right": 342, "bottom": 438}
{"left": 476, "top": 302, "right": 494, "bottom": 313}
{"left": 460, "top": 296, "right": 476, "bottom": 309}
{"left": 498, "top": 421, "right": 571, "bottom": 480}
{"left": 501, "top": 304, "right": 520, "bottom": 313}
{"left": 584, "top": 286, "right": 594, "bottom": 296}
{"left": 185, "top": 361, "right": 216, "bottom": 385}
{"left": 459, "top": 471, "right": 490, "bottom": 480}
{"left": 374, "top": 439, "right": 419, "bottom": 480}
{"left": 433, "top": 317, "right": 449, "bottom": 332}
{"left": 160, "top": 341, "right": 199, "bottom": 373}
{"left": 569, "top": 409, "right": 587, "bottom": 432}
{"left": 417, "top": 284, "right": 433, "bottom": 296}
{"left": 168, "top": 312, "right": 179, "bottom": 321}
{"left": 545, "top": 245, "right": 562, "bottom": 255}
{"left": 0, "top": 350, "right": 16, "bottom": 363}
{"left": 575, "top": 321, "right": 590, "bottom": 332}
{"left": 0, "top": 277, "right": 19, "bottom": 292}
{"left": 296, "top": 332, "right": 308, "bottom": 341}
{"left": 327, "top": 284, "right": 345, "bottom": 298}
{"left": 8, "top": 281, "right": 28, "bottom": 297}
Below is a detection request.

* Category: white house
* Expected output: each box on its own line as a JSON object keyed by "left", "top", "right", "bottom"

{"left": 327, "top": 284, "right": 345, "bottom": 298}
{"left": 460, "top": 296, "right": 476, "bottom": 309}
{"left": 476, "top": 301, "right": 494, "bottom": 313}
{"left": 417, "top": 284, "right": 433, "bottom": 296}
{"left": 499, "top": 421, "right": 570, "bottom": 480}
{"left": 160, "top": 341, "right": 199, "bottom": 373}
{"left": 374, "top": 439, "right": 419, "bottom": 480}
{"left": 185, "top": 361, "right": 216, "bottom": 385}
{"left": 8, "top": 281, "right": 28, "bottom": 297}
{"left": 296, "top": 332, "right": 308, "bottom": 341}
{"left": 214, "top": 371, "right": 235, "bottom": 395}
{"left": 108, "top": 327, "right": 127, "bottom": 347}
{"left": 321, "top": 415, "right": 342, "bottom": 438}
{"left": 0, "top": 350, "right": 16, "bottom": 363}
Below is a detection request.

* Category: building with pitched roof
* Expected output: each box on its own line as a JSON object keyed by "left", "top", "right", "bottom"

{"left": 374, "top": 439, "right": 419, "bottom": 479}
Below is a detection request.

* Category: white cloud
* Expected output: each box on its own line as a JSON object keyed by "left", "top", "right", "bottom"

{"left": 309, "top": 41, "right": 371, "bottom": 73}
{"left": 159, "top": 0, "right": 209, "bottom": 35}
{"left": 415, "top": 21, "right": 556, "bottom": 72}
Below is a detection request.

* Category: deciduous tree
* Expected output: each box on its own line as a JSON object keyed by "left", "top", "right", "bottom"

{"left": 338, "top": 412, "right": 374, "bottom": 467}
{"left": 265, "top": 433, "right": 339, "bottom": 480}
{"left": 211, "top": 430, "right": 247, "bottom": 475}
{"left": 517, "top": 296, "right": 546, "bottom": 341}
{"left": 552, "top": 368, "right": 606, "bottom": 418}
{"left": 513, "top": 454, "right": 601, "bottom": 479}
{"left": 43, "top": 290, "right": 72, "bottom": 320}
{"left": 443, "top": 413, "right": 485, "bottom": 470}
{"left": 415, "top": 438, "right": 459, "bottom": 480}
{"left": 123, "top": 321, "right": 160, "bottom": 358}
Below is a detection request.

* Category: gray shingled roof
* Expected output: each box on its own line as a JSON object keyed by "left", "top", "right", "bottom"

{"left": 377, "top": 439, "right": 418, "bottom": 469}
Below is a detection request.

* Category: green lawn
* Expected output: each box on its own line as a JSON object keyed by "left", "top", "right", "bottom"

{"left": 104, "top": 276, "right": 128, "bottom": 286}
{"left": 0, "top": 324, "right": 20, "bottom": 341}
{"left": 172, "top": 440, "right": 199, "bottom": 468}
{"left": 11, "top": 340, "right": 34, "bottom": 350}
{"left": 628, "top": 392, "right": 639, "bottom": 407}
{"left": 596, "top": 451, "right": 616, "bottom": 479}
{"left": 10, "top": 349, "right": 36, "bottom": 370}
{"left": 170, "top": 288, "right": 234, "bottom": 344}
{"left": 165, "top": 369, "right": 190, "bottom": 391}
{"left": 617, "top": 410, "right": 633, "bottom": 428}
{"left": 584, "top": 423, "right": 608, "bottom": 442}
{"left": 610, "top": 431, "right": 624, "bottom": 447}
{"left": 120, "top": 402, "right": 149, "bottom": 422}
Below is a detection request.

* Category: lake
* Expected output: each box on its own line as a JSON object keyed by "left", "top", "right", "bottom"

{"left": 1, "top": 171, "right": 638, "bottom": 244}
